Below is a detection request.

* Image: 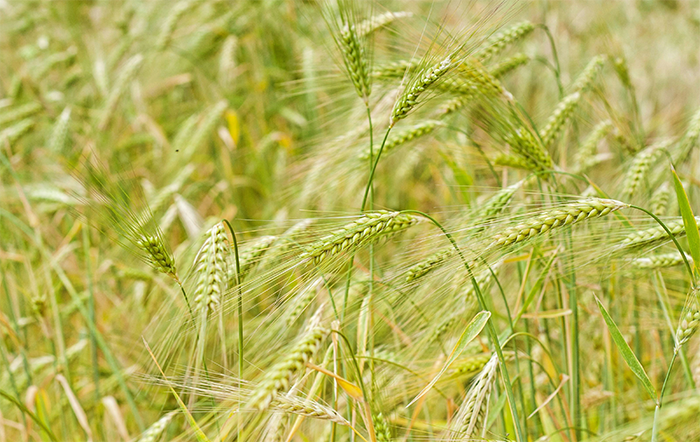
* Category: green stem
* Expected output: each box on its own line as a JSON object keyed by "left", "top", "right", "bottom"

{"left": 651, "top": 351, "right": 678, "bottom": 442}
{"left": 360, "top": 126, "right": 392, "bottom": 212}
{"left": 223, "top": 219, "right": 244, "bottom": 442}
{"left": 82, "top": 227, "right": 100, "bottom": 402}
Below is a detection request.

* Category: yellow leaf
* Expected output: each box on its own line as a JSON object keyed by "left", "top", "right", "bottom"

{"left": 225, "top": 110, "right": 240, "bottom": 146}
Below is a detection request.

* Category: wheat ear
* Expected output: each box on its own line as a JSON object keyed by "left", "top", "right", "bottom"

{"left": 476, "top": 21, "right": 535, "bottom": 63}
{"left": 192, "top": 222, "right": 229, "bottom": 313}
{"left": 137, "top": 411, "right": 177, "bottom": 442}
{"left": 248, "top": 306, "right": 328, "bottom": 410}
{"left": 301, "top": 211, "right": 420, "bottom": 265}
{"left": 391, "top": 55, "right": 453, "bottom": 123}
{"left": 493, "top": 198, "right": 627, "bottom": 247}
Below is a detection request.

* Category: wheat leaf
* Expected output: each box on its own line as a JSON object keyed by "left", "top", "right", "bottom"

{"left": 595, "top": 296, "right": 657, "bottom": 402}
{"left": 408, "top": 311, "right": 490, "bottom": 407}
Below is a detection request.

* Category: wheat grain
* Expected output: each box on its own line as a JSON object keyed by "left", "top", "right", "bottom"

{"left": 219, "top": 35, "right": 237, "bottom": 88}
{"left": 136, "top": 234, "right": 179, "bottom": 281}
{"left": 457, "top": 59, "right": 508, "bottom": 98}
{"left": 286, "top": 277, "right": 323, "bottom": 326}
{"left": 508, "top": 127, "right": 553, "bottom": 172}
{"left": 674, "top": 106, "right": 700, "bottom": 163}
{"left": 450, "top": 353, "right": 492, "bottom": 377}
{"left": 181, "top": 100, "right": 228, "bottom": 160}
{"left": 156, "top": 0, "right": 198, "bottom": 50}
{"left": 0, "top": 118, "right": 34, "bottom": 144}
{"left": 373, "top": 60, "right": 417, "bottom": 80}
{"left": 477, "top": 179, "right": 529, "bottom": 221}
{"left": 373, "top": 412, "right": 392, "bottom": 442}
{"left": 229, "top": 235, "right": 277, "bottom": 283}
{"left": 272, "top": 395, "right": 349, "bottom": 426}
{"left": 631, "top": 252, "right": 692, "bottom": 269}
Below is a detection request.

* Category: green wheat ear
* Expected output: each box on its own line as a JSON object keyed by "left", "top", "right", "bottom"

{"left": 300, "top": 211, "right": 421, "bottom": 266}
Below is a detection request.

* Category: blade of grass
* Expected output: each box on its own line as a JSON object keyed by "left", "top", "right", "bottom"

{"left": 142, "top": 337, "right": 211, "bottom": 442}
{"left": 594, "top": 296, "right": 657, "bottom": 403}
{"left": 408, "top": 311, "right": 490, "bottom": 406}
{"left": 672, "top": 166, "right": 700, "bottom": 279}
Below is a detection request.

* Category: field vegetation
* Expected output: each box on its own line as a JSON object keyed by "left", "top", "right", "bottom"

{"left": 1, "top": 1, "right": 700, "bottom": 441}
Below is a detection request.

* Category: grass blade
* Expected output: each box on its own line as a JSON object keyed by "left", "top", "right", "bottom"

{"left": 671, "top": 166, "right": 700, "bottom": 278}
{"left": 407, "top": 311, "right": 490, "bottom": 407}
{"left": 595, "top": 296, "right": 657, "bottom": 402}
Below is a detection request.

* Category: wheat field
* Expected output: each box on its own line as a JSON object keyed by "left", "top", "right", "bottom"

{"left": 1, "top": 1, "right": 700, "bottom": 441}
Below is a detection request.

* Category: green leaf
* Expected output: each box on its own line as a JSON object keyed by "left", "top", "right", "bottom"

{"left": 672, "top": 167, "right": 700, "bottom": 277}
{"left": 407, "top": 311, "right": 490, "bottom": 406}
{"left": 595, "top": 296, "right": 657, "bottom": 402}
